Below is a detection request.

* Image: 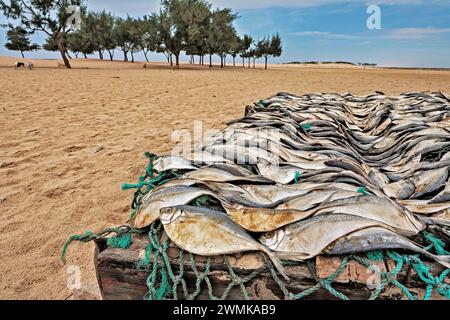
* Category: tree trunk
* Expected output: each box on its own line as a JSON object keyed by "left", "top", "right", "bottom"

{"left": 66, "top": 51, "right": 72, "bottom": 59}
{"left": 265, "top": 56, "right": 268, "bottom": 70}
{"left": 253, "top": 57, "right": 256, "bottom": 69}
{"left": 209, "top": 53, "right": 212, "bottom": 68}
{"left": 233, "top": 56, "right": 235, "bottom": 67}
{"left": 175, "top": 52, "right": 180, "bottom": 69}
{"left": 57, "top": 35, "right": 71, "bottom": 69}
{"left": 123, "top": 50, "right": 128, "bottom": 62}
{"left": 143, "top": 50, "right": 149, "bottom": 62}
{"left": 170, "top": 54, "right": 173, "bottom": 66}
{"left": 131, "top": 52, "right": 135, "bottom": 63}
{"left": 248, "top": 57, "right": 251, "bottom": 69}
{"left": 242, "top": 57, "right": 245, "bottom": 68}
{"left": 84, "top": 53, "right": 88, "bottom": 59}
{"left": 107, "top": 49, "right": 114, "bottom": 61}
{"left": 98, "top": 50, "right": 104, "bottom": 60}
{"left": 74, "top": 53, "right": 79, "bottom": 59}
{"left": 20, "top": 51, "right": 25, "bottom": 58}
{"left": 220, "top": 56, "right": 224, "bottom": 68}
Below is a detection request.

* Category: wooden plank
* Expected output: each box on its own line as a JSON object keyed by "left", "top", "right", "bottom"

{"left": 95, "top": 234, "right": 449, "bottom": 300}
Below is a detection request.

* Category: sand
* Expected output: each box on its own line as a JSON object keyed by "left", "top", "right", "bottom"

{"left": 1, "top": 56, "right": 449, "bottom": 300}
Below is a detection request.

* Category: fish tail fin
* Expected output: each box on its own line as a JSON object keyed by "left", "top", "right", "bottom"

{"left": 429, "top": 218, "right": 450, "bottom": 228}
{"left": 259, "top": 247, "right": 290, "bottom": 281}
{"left": 417, "top": 215, "right": 450, "bottom": 228}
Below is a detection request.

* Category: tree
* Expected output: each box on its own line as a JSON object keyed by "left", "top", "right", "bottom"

{"left": 0, "top": 0, "right": 84, "bottom": 68}
{"left": 66, "top": 32, "right": 82, "bottom": 58}
{"left": 151, "top": 11, "right": 173, "bottom": 65}
{"left": 141, "top": 15, "right": 159, "bottom": 62}
{"left": 4, "top": 26, "right": 39, "bottom": 58}
{"left": 100, "top": 11, "right": 117, "bottom": 61}
{"left": 128, "top": 18, "right": 143, "bottom": 63}
{"left": 258, "top": 33, "right": 283, "bottom": 70}
{"left": 66, "top": 30, "right": 92, "bottom": 58}
{"left": 43, "top": 34, "right": 72, "bottom": 59}
{"left": 61, "top": 10, "right": 95, "bottom": 59}
{"left": 239, "top": 34, "right": 252, "bottom": 68}
{"left": 183, "top": 1, "right": 211, "bottom": 66}
{"left": 158, "top": 0, "right": 211, "bottom": 69}
{"left": 248, "top": 44, "right": 262, "bottom": 69}
{"left": 208, "top": 8, "right": 238, "bottom": 68}
{"left": 157, "top": 1, "right": 184, "bottom": 68}
{"left": 204, "top": 7, "right": 237, "bottom": 68}
{"left": 230, "top": 35, "right": 241, "bottom": 67}
{"left": 115, "top": 17, "right": 134, "bottom": 62}
{"left": 82, "top": 11, "right": 116, "bottom": 60}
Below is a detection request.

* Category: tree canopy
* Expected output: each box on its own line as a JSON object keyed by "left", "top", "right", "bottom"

{"left": 257, "top": 34, "right": 283, "bottom": 69}
{"left": 1, "top": 0, "right": 283, "bottom": 69}
{"left": 4, "top": 26, "right": 39, "bottom": 58}
{"left": 0, "top": 0, "right": 85, "bottom": 68}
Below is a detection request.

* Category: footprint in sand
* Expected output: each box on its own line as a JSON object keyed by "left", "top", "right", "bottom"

{"left": 0, "top": 161, "right": 16, "bottom": 169}
{"left": 64, "top": 145, "right": 86, "bottom": 153}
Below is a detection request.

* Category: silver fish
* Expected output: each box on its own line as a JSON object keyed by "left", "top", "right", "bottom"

{"left": 399, "top": 199, "right": 450, "bottom": 216}
{"left": 324, "top": 227, "right": 450, "bottom": 269}
{"left": 160, "top": 205, "right": 289, "bottom": 280}
{"left": 382, "top": 178, "right": 415, "bottom": 200}
{"left": 430, "top": 181, "right": 450, "bottom": 204}
{"left": 313, "top": 195, "right": 425, "bottom": 236}
{"left": 411, "top": 167, "right": 449, "bottom": 199}
{"left": 259, "top": 214, "right": 391, "bottom": 260}
{"left": 153, "top": 156, "right": 198, "bottom": 172}
{"left": 131, "top": 186, "right": 215, "bottom": 229}
{"left": 182, "top": 167, "right": 273, "bottom": 184}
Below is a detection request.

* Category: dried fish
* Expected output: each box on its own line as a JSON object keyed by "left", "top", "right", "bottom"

{"left": 324, "top": 227, "right": 450, "bottom": 269}
{"left": 312, "top": 195, "right": 425, "bottom": 236}
{"left": 259, "top": 214, "right": 391, "bottom": 260}
{"left": 131, "top": 186, "right": 216, "bottom": 228}
{"left": 129, "top": 91, "right": 450, "bottom": 270}
{"left": 161, "top": 206, "right": 289, "bottom": 280}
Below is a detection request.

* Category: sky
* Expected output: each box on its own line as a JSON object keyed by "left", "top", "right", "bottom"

{"left": 1, "top": 0, "right": 450, "bottom": 67}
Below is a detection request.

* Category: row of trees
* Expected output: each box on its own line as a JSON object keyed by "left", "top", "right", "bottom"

{"left": 1, "top": 0, "right": 283, "bottom": 69}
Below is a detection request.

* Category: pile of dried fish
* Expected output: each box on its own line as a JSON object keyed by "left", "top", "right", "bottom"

{"left": 131, "top": 92, "right": 450, "bottom": 279}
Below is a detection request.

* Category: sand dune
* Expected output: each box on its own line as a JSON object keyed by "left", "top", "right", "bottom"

{"left": 0, "top": 56, "right": 449, "bottom": 299}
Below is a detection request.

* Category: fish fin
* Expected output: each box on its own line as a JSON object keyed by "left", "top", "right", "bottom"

{"left": 310, "top": 191, "right": 339, "bottom": 213}
{"left": 259, "top": 245, "right": 290, "bottom": 281}
{"left": 275, "top": 251, "right": 310, "bottom": 262}
{"left": 434, "top": 255, "right": 450, "bottom": 270}
{"left": 265, "top": 251, "right": 290, "bottom": 281}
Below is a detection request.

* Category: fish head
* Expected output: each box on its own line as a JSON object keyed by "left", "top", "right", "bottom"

{"left": 160, "top": 206, "right": 185, "bottom": 225}
{"left": 259, "top": 229, "right": 286, "bottom": 250}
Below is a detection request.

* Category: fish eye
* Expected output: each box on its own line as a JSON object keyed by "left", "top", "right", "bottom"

{"left": 163, "top": 207, "right": 172, "bottom": 214}
{"left": 264, "top": 232, "right": 274, "bottom": 239}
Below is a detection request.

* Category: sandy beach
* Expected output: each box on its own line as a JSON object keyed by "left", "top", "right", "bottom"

{"left": 1, "top": 56, "right": 450, "bottom": 299}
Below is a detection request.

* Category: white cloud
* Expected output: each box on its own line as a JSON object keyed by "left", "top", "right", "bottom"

{"left": 386, "top": 27, "right": 450, "bottom": 39}
{"left": 294, "top": 31, "right": 362, "bottom": 40}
